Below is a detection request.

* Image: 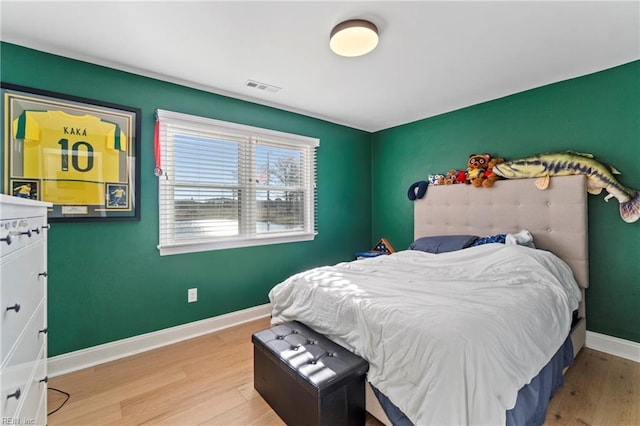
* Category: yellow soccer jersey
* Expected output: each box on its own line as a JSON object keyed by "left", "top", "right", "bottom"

{"left": 13, "top": 110, "right": 127, "bottom": 205}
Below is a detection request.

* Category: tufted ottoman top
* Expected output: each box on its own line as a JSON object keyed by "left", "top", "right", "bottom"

{"left": 252, "top": 321, "right": 369, "bottom": 396}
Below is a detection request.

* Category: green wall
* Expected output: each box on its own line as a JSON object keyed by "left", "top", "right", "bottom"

{"left": 0, "top": 43, "right": 372, "bottom": 356}
{"left": 372, "top": 61, "right": 640, "bottom": 343}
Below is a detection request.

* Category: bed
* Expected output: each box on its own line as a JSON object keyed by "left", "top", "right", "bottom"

{"left": 269, "top": 175, "right": 588, "bottom": 425}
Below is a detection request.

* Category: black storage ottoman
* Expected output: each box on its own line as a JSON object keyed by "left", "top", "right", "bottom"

{"left": 252, "top": 321, "right": 369, "bottom": 426}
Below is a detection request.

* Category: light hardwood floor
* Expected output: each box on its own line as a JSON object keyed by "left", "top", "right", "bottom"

{"left": 48, "top": 317, "right": 639, "bottom": 425}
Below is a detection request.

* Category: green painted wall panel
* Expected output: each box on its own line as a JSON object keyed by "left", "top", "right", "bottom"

{"left": 372, "top": 61, "right": 640, "bottom": 343}
{"left": 1, "top": 43, "right": 372, "bottom": 356}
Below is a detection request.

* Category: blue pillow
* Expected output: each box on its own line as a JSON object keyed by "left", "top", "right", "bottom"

{"left": 409, "top": 235, "right": 478, "bottom": 254}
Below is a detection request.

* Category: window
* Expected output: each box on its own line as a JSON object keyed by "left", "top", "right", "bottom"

{"left": 156, "top": 109, "right": 318, "bottom": 256}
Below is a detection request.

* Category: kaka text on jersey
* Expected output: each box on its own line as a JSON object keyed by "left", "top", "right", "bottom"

{"left": 63, "top": 126, "right": 88, "bottom": 136}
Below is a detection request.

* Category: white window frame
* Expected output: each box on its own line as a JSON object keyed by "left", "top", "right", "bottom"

{"left": 156, "top": 109, "right": 318, "bottom": 256}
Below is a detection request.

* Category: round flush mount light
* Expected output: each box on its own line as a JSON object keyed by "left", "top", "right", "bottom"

{"left": 329, "top": 19, "right": 379, "bottom": 57}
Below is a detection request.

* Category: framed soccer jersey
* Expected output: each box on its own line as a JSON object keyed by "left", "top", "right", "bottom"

{"left": 1, "top": 83, "right": 140, "bottom": 221}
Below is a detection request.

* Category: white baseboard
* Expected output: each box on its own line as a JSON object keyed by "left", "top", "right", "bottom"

{"left": 586, "top": 331, "right": 640, "bottom": 363}
{"left": 48, "top": 303, "right": 272, "bottom": 377}
{"left": 49, "top": 307, "right": 638, "bottom": 378}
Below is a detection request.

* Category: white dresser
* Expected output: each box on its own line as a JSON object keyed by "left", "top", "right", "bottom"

{"left": 0, "top": 194, "right": 51, "bottom": 425}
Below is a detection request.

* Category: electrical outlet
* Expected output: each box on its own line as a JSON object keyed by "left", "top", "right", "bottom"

{"left": 187, "top": 288, "right": 198, "bottom": 303}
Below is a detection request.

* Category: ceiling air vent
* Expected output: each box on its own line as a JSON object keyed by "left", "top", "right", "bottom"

{"left": 245, "top": 79, "right": 281, "bottom": 93}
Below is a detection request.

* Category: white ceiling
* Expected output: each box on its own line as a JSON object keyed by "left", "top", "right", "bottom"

{"left": 1, "top": 1, "right": 639, "bottom": 132}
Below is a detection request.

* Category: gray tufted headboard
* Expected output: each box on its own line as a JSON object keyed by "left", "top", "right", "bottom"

{"left": 414, "top": 175, "right": 588, "bottom": 316}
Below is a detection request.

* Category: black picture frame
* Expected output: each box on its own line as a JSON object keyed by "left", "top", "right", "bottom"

{"left": 1, "top": 83, "right": 141, "bottom": 222}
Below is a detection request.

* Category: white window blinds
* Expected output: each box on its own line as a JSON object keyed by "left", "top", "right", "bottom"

{"left": 156, "top": 109, "right": 318, "bottom": 256}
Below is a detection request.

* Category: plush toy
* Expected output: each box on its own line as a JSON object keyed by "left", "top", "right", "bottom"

{"left": 466, "top": 154, "right": 491, "bottom": 187}
{"left": 455, "top": 170, "right": 467, "bottom": 184}
{"left": 482, "top": 157, "right": 506, "bottom": 188}
{"left": 444, "top": 170, "right": 457, "bottom": 185}
{"left": 428, "top": 174, "right": 445, "bottom": 185}
{"left": 492, "top": 151, "right": 640, "bottom": 223}
{"left": 427, "top": 174, "right": 444, "bottom": 185}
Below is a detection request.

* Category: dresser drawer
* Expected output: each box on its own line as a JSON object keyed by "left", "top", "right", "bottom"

{"left": 16, "top": 347, "right": 47, "bottom": 426}
{"left": 0, "top": 214, "right": 46, "bottom": 258}
{"left": 1, "top": 240, "right": 46, "bottom": 363}
{"left": 3, "top": 300, "right": 46, "bottom": 367}
{"left": 0, "top": 302, "right": 46, "bottom": 419}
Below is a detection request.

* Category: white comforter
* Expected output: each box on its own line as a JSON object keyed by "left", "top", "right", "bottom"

{"left": 269, "top": 244, "right": 581, "bottom": 426}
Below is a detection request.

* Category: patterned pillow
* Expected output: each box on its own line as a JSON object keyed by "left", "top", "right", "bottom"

{"left": 471, "top": 234, "right": 506, "bottom": 246}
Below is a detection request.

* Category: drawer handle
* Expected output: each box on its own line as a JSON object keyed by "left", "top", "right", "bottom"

{"left": 40, "top": 376, "right": 49, "bottom": 384}
{"left": 6, "top": 303, "right": 20, "bottom": 313}
{"left": 7, "top": 388, "right": 21, "bottom": 400}
{"left": 42, "top": 224, "right": 51, "bottom": 230}
{"left": 32, "top": 227, "right": 40, "bottom": 235}
{"left": 20, "top": 229, "right": 32, "bottom": 238}
{"left": 1, "top": 234, "right": 11, "bottom": 245}
{"left": 39, "top": 272, "right": 48, "bottom": 278}
{"left": 39, "top": 327, "right": 48, "bottom": 335}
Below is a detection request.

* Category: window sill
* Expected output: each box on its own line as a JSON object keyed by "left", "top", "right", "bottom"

{"left": 158, "top": 232, "right": 317, "bottom": 256}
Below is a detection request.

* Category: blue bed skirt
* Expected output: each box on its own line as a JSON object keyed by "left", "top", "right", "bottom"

{"left": 372, "top": 336, "right": 574, "bottom": 426}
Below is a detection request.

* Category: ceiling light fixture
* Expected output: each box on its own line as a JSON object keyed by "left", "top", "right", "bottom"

{"left": 329, "top": 19, "right": 379, "bottom": 57}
